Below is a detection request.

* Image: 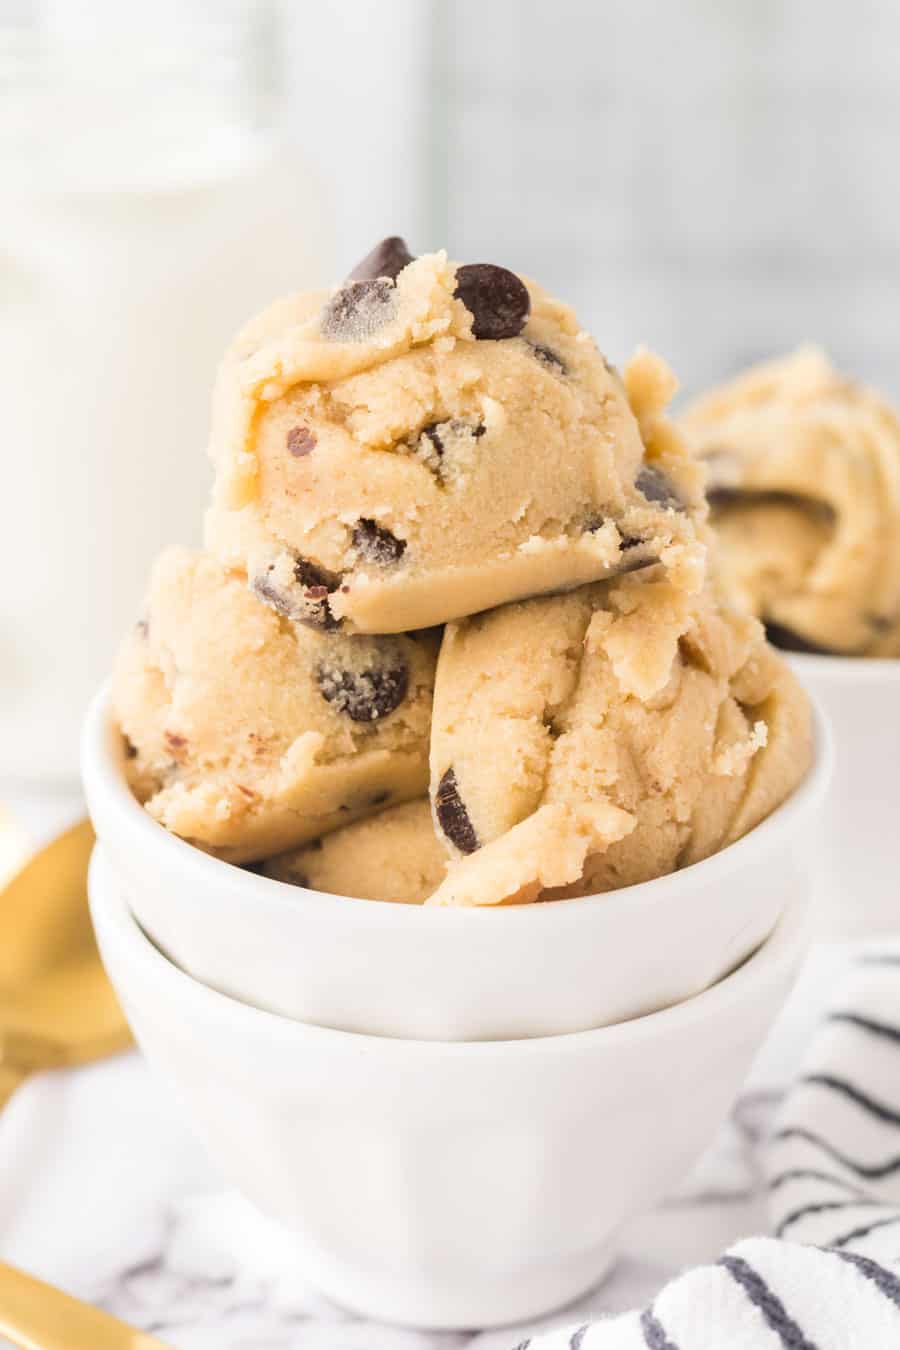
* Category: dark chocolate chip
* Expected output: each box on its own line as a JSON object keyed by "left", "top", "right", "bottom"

{"left": 123, "top": 736, "right": 138, "bottom": 759}
{"left": 370, "top": 790, "right": 391, "bottom": 806}
{"left": 346, "top": 236, "right": 415, "bottom": 283}
{"left": 287, "top": 426, "right": 317, "bottom": 457}
{"left": 636, "top": 465, "right": 683, "bottom": 511}
{"left": 434, "top": 767, "right": 478, "bottom": 854}
{"left": 164, "top": 731, "right": 188, "bottom": 756}
{"left": 419, "top": 418, "right": 486, "bottom": 457}
{"left": 316, "top": 652, "right": 409, "bottom": 722}
{"left": 764, "top": 621, "right": 834, "bottom": 656}
{"left": 351, "top": 518, "right": 407, "bottom": 566}
{"left": 454, "top": 263, "right": 530, "bottom": 340}
{"left": 252, "top": 558, "right": 341, "bottom": 631}
{"left": 320, "top": 277, "right": 397, "bottom": 342}
{"left": 867, "top": 612, "right": 894, "bottom": 635}
{"left": 527, "top": 341, "right": 567, "bottom": 375}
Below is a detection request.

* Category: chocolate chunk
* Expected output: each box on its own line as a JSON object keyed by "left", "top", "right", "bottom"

{"left": 434, "top": 767, "right": 478, "bottom": 854}
{"left": 370, "top": 790, "right": 391, "bottom": 806}
{"left": 287, "top": 426, "right": 316, "bottom": 457}
{"left": 764, "top": 621, "right": 834, "bottom": 656}
{"left": 636, "top": 465, "right": 683, "bottom": 511}
{"left": 527, "top": 341, "right": 567, "bottom": 374}
{"left": 316, "top": 650, "right": 409, "bottom": 722}
{"left": 252, "top": 557, "right": 341, "bottom": 631}
{"left": 164, "top": 731, "right": 188, "bottom": 758}
{"left": 454, "top": 264, "right": 530, "bottom": 340}
{"left": 351, "top": 518, "right": 407, "bottom": 566}
{"left": 346, "top": 236, "right": 415, "bottom": 283}
{"left": 123, "top": 736, "right": 138, "bottom": 759}
{"left": 320, "top": 277, "right": 397, "bottom": 342}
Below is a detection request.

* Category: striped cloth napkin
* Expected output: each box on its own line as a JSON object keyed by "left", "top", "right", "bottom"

{"left": 526, "top": 950, "right": 900, "bottom": 1348}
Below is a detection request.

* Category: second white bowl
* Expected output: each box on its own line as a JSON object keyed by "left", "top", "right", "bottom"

{"left": 83, "top": 687, "right": 831, "bottom": 1040}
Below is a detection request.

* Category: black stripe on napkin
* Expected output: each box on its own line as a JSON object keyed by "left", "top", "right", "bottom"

{"left": 771, "top": 1128, "right": 900, "bottom": 1179}
{"left": 801, "top": 1074, "right": 900, "bottom": 1127}
{"left": 769, "top": 1169, "right": 868, "bottom": 1197}
{"left": 775, "top": 1199, "right": 883, "bottom": 1238}
{"left": 830, "top": 1249, "right": 900, "bottom": 1312}
{"left": 832, "top": 1214, "right": 900, "bottom": 1250}
{"left": 829, "top": 1012, "right": 900, "bottom": 1045}
{"left": 640, "top": 1306, "right": 679, "bottom": 1349}
{"left": 719, "top": 1254, "right": 819, "bottom": 1350}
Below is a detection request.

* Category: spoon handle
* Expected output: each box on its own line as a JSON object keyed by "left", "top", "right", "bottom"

{"left": 0, "top": 1262, "right": 170, "bottom": 1349}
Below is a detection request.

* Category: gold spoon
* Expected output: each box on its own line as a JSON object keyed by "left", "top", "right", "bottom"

{"left": 0, "top": 816, "right": 163, "bottom": 1346}
{"left": 0, "top": 816, "right": 132, "bottom": 1109}
{"left": 0, "top": 1260, "right": 171, "bottom": 1348}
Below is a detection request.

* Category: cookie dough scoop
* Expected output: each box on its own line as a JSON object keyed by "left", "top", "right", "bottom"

{"left": 112, "top": 548, "right": 437, "bottom": 864}
{"left": 206, "top": 239, "right": 708, "bottom": 634}
{"left": 681, "top": 348, "right": 900, "bottom": 656}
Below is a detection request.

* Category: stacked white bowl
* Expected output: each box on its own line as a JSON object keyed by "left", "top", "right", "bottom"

{"left": 84, "top": 687, "right": 832, "bottom": 1328}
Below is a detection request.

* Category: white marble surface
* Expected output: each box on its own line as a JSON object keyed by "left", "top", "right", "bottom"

{"left": 0, "top": 787, "right": 848, "bottom": 1349}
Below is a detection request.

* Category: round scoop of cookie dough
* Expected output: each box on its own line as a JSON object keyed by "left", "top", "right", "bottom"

{"left": 112, "top": 548, "right": 437, "bottom": 864}
{"left": 205, "top": 245, "right": 707, "bottom": 634}
{"left": 263, "top": 799, "right": 448, "bottom": 904}
{"left": 427, "top": 572, "right": 812, "bottom": 907}
{"left": 681, "top": 347, "right": 900, "bottom": 656}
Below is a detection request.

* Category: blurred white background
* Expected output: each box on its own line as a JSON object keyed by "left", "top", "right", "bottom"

{"left": 2, "top": 0, "right": 898, "bottom": 778}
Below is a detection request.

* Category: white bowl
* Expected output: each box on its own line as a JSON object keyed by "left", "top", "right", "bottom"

{"left": 90, "top": 850, "right": 809, "bottom": 1329}
{"left": 788, "top": 654, "right": 900, "bottom": 936}
{"left": 82, "top": 686, "right": 831, "bottom": 1040}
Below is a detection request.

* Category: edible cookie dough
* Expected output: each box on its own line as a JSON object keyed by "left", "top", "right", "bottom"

{"left": 681, "top": 348, "right": 900, "bottom": 655}
{"left": 205, "top": 239, "right": 707, "bottom": 634}
{"left": 427, "top": 571, "right": 812, "bottom": 906}
{"left": 112, "top": 548, "right": 437, "bottom": 864}
{"left": 263, "top": 799, "right": 448, "bottom": 903}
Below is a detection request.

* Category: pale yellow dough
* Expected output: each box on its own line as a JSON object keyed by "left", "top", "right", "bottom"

{"left": 427, "top": 572, "right": 812, "bottom": 907}
{"left": 112, "top": 549, "right": 436, "bottom": 864}
{"left": 681, "top": 348, "right": 900, "bottom": 655}
{"left": 205, "top": 251, "right": 707, "bottom": 634}
{"left": 263, "top": 799, "right": 448, "bottom": 904}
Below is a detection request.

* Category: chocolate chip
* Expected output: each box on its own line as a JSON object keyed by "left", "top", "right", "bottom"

{"left": 867, "top": 613, "right": 894, "bottom": 635}
{"left": 252, "top": 557, "right": 341, "bottom": 631}
{"left": 636, "top": 465, "right": 683, "bottom": 511}
{"left": 164, "top": 731, "right": 188, "bottom": 757}
{"left": 287, "top": 426, "right": 316, "bottom": 457}
{"left": 454, "top": 264, "right": 530, "bottom": 340}
{"left": 316, "top": 650, "right": 409, "bottom": 722}
{"left": 370, "top": 790, "right": 391, "bottom": 806}
{"left": 351, "top": 518, "right": 407, "bottom": 566}
{"left": 419, "top": 418, "right": 486, "bottom": 458}
{"left": 434, "top": 767, "right": 478, "bottom": 854}
{"left": 320, "top": 277, "right": 397, "bottom": 342}
{"left": 346, "top": 236, "right": 415, "bottom": 283}
{"left": 764, "top": 621, "right": 834, "bottom": 656}
{"left": 123, "top": 736, "right": 138, "bottom": 759}
{"left": 527, "top": 341, "right": 567, "bottom": 374}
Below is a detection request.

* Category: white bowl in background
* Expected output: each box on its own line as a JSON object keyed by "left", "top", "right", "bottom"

{"left": 82, "top": 687, "right": 831, "bottom": 1041}
{"left": 89, "top": 851, "right": 809, "bottom": 1329}
{"left": 788, "top": 654, "right": 900, "bottom": 937}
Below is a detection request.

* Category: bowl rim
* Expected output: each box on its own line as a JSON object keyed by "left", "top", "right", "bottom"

{"left": 787, "top": 650, "right": 900, "bottom": 681}
{"left": 89, "top": 844, "right": 808, "bottom": 1056}
{"left": 82, "top": 682, "right": 833, "bottom": 927}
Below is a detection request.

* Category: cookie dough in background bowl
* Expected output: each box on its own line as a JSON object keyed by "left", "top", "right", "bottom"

{"left": 90, "top": 855, "right": 810, "bottom": 1329}
{"left": 681, "top": 350, "right": 900, "bottom": 934}
{"left": 83, "top": 685, "right": 832, "bottom": 1041}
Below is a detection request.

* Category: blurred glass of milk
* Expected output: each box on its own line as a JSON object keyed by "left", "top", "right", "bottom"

{"left": 0, "top": 0, "right": 329, "bottom": 781}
